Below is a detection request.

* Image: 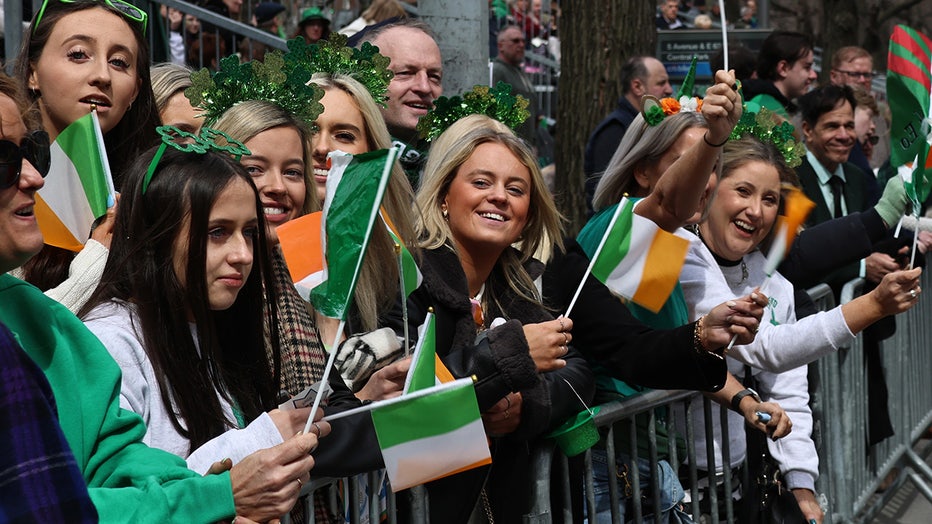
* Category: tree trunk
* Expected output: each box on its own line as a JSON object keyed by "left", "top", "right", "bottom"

{"left": 819, "top": 0, "right": 862, "bottom": 84}
{"left": 555, "top": 0, "right": 655, "bottom": 235}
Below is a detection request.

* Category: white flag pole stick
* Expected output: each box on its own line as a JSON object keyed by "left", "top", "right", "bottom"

{"left": 322, "top": 377, "right": 474, "bottom": 423}
{"left": 725, "top": 275, "right": 772, "bottom": 350}
{"left": 303, "top": 319, "right": 345, "bottom": 434}
{"left": 90, "top": 107, "right": 116, "bottom": 208}
{"left": 718, "top": 0, "right": 729, "bottom": 72}
{"left": 564, "top": 199, "right": 626, "bottom": 318}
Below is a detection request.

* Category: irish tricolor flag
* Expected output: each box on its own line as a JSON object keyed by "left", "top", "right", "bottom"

{"left": 35, "top": 112, "right": 112, "bottom": 252}
{"left": 381, "top": 209, "right": 423, "bottom": 298}
{"left": 402, "top": 311, "right": 455, "bottom": 394}
{"left": 763, "top": 186, "right": 815, "bottom": 277}
{"left": 277, "top": 211, "right": 324, "bottom": 301}
{"left": 311, "top": 149, "right": 395, "bottom": 320}
{"left": 569, "top": 197, "right": 690, "bottom": 314}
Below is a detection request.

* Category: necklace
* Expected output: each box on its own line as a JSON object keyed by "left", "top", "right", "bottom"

{"left": 697, "top": 226, "right": 749, "bottom": 284}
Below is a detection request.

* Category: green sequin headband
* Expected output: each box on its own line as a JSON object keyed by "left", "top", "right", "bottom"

{"left": 283, "top": 33, "right": 393, "bottom": 107}
{"left": 730, "top": 107, "right": 805, "bottom": 168}
{"left": 143, "top": 125, "right": 251, "bottom": 194}
{"left": 186, "top": 51, "right": 325, "bottom": 126}
{"left": 416, "top": 82, "right": 531, "bottom": 142}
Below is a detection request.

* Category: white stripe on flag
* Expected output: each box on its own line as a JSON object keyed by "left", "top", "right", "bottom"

{"left": 40, "top": 145, "right": 96, "bottom": 242}
{"left": 382, "top": 417, "right": 490, "bottom": 491}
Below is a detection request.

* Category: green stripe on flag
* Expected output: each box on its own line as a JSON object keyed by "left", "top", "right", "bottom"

{"left": 591, "top": 199, "right": 635, "bottom": 282}
{"left": 371, "top": 382, "right": 480, "bottom": 448}
{"left": 407, "top": 313, "right": 437, "bottom": 393}
{"left": 386, "top": 227, "right": 422, "bottom": 297}
{"left": 311, "top": 149, "right": 394, "bottom": 319}
{"left": 57, "top": 113, "right": 109, "bottom": 218}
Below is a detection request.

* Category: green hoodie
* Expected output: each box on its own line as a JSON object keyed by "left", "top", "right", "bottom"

{"left": 0, "top": 274, "right": 235, "bottom": 523}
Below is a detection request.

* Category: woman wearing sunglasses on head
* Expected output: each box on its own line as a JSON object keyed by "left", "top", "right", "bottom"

{"left": 11, "top": 0, "right": 160, "bottom": 312}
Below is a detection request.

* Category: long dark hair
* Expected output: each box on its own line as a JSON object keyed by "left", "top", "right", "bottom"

{"left": 16, "top": 0, "right": 159, "bottom": 188}
{"left": 80, "top": 146, "right": 281, "bottom": 452}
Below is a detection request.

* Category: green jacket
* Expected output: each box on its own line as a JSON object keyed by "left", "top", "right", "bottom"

{"left": 0, "top": 274, "right": 235, "bottom": 523}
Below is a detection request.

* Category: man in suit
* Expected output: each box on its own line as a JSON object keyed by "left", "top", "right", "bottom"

{"left": 796, "top": 84, "right": 910, "bottom": 444}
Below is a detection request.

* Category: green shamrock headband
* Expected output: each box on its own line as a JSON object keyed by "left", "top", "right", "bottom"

{"left": 186, "top": 51, "right": 325, "bottom": 126}
{"left": 416, "top": 82, "right": 531, "bottom": 142}
{"left": 143, "top": 125, "right": 251, "bottom": 194}
{"left": 730, "top": 107, "right": 805, "bottom": 168}
{"left": 283, "top": 33, "right": 394, "bottom": 107}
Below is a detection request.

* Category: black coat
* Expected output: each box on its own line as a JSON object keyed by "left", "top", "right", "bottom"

{"left": 384, "top": 245, "right": 594, "bottom": 524}
{"left": 541, "top": 240, "right": 728, "bottom": 392}
{"left": 584, "top": 96, "right": 639, "bottom": 215}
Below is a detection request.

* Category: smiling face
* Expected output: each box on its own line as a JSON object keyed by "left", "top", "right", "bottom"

{"left": 371, "top": 26, "right": 442, "bottom": 140}
{"left": 802, "top": 99, "right": 856, "bottom": 173}
{"left": 442, "top": 142, "right": 531, "bottom": 262}
{"left": 700, "top": 160, "right": 781, "bottom": 262}
{"left": 779, "top": 49, "right": 816, "bottom": 99}
{"left": 172, "top": 177, "right": 257, "bottom": 312}
{"left": 242, "top": 126, "right": 307, "bottom": 234}
{"left": 311, "top": 88, "right": 370, "bottom": 203}
{"left": 0, "top": 95, "right": 45, "bottom": 273}
{"left": 28, "top": 8, "right": 140, "bottom": 139}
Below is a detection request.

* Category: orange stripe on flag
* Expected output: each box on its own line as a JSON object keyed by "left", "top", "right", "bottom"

{"left": 427, "top": 456, "right": 493, "bottom": 483}
{"left": 631, "top": 230, "right": 689, "bottom": 313}
{"left": 34, "top": 194, "right": 83, "bottom": 252}
{"left": 434, "top": 356, "right": 455, "bottom": 384}
{"left": 277, "top": 212, "right": 323, "bottom": 283}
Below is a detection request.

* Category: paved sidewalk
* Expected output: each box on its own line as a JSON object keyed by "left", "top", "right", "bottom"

{"left": 869, "top": 441, "right": 932, "bottom": 523}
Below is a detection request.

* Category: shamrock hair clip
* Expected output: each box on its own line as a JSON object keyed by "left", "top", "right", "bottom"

{"left": 283, "top": 33, "right": 393, "bottom": 107}
{"left": 642, "top": 56, "right": 703, "bottom": 126}
{"left": 144, "top": 125, "right": 251, "bottom": 194}
{"left": 186, "top": 51, "right": 325, "bottom": 126}
{"left": 417, "top": 82, "right": 531, "bottom": 142}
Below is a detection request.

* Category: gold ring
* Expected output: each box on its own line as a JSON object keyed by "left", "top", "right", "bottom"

{"left": 296, "top": 477, "right": 303, "bottom": 487}
{"left": 312, "top": 422, "right": 321, "bottom": 436}
{"left": 504, "top": 409, "right": 510, "bottom": 419}
{"left": 562, "top": 332, "right": 568, "bottom": 345}
{"left": 561, "top": 345, "right": 569, "bottom": 356}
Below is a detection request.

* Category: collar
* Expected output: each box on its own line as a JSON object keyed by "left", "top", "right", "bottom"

{"left": 807, "top": 150, "right": 846, "bottom": 185}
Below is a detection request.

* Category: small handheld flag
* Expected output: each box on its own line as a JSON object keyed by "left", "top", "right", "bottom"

{"left": 34, "top": 111, "right": 112, "bottom": 252}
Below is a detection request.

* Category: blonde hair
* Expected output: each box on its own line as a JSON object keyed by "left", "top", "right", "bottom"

{"left": 150, "top": 62, "right": 194, "bottom": 114}
{"left": 361, "top": 0, "right": 406, "bottom": 23}
{"left": 310, "top": 73, "right": 418, "bottom": 331}
{"left": 417, "top": 114, "right": 563, "bottom": 307}
{"left": 210, "top": 100, "right": 318, "bottom": 216}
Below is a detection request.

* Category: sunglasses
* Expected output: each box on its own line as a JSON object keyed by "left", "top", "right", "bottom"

{"left": 0, "top": 131, "right": 52, "bottom": 190}
{"left": 34, "top": 0, "right": 148, "bottom": 36}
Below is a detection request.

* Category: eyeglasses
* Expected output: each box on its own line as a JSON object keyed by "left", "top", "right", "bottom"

{"left": 834, "top": 69, "right": 874, "bottom": 80}
{"left": 508, "top": 38, "right": 526, "bottom": 44}
{"left": 0, "top": 131, "right": 51, "bottom": 190}
{"left": 34, "top": 0, "right": 148, "bottom": 36}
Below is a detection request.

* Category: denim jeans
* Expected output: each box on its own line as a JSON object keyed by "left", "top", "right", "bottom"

{"left": 590, "top": 449, "right": 694, "bottom": 524}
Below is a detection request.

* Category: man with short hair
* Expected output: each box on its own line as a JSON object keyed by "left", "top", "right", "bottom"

{"left": 829, "top": 46, "right": 890, "bottom": 171}
{"left": 359, "top": 19, "right": 443, "bottom": 185}
{"left": 797, "top": 85, "right": 911, "bottom": 446}
{"left": 492, "top": 25, "right": 539, "bottom": 149}
{"left": 743, "top": 30, "right": 817, "bottom": 119}
{"left": 656, "top": 0, "right": 684, "bottom": 30}
{"left": 583, "top": 56, "right": 672, "bottom": 214}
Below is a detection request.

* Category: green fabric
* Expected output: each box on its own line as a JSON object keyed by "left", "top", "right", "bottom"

{"left": 749, "top": 93, "right": 789, "bottom": 120}
{"left": 578, "top": 203, "right": 689, "bottom": 459}
{"left": 0, "top": 274, "right": 236, "bottom": 523}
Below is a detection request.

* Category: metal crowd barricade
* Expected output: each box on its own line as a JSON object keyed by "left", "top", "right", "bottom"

{"left": 812, "top": 270, "right": 932, "bottom": 523}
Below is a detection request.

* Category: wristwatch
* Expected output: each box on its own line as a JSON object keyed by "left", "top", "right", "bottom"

{"left": 730, "top": 388, "right": 761, "bottom": 412}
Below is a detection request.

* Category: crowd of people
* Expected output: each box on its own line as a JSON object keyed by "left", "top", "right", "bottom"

{"left": 0, "top": 0, "right": 928, "bottom": 523}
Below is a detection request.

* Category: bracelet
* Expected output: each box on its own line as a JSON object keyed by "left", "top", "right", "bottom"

{"left": 694, "top": 316, "right": 725, "bottom": 360}
{"left": 703, "top": 132, "right": 729, "bottom": 148}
